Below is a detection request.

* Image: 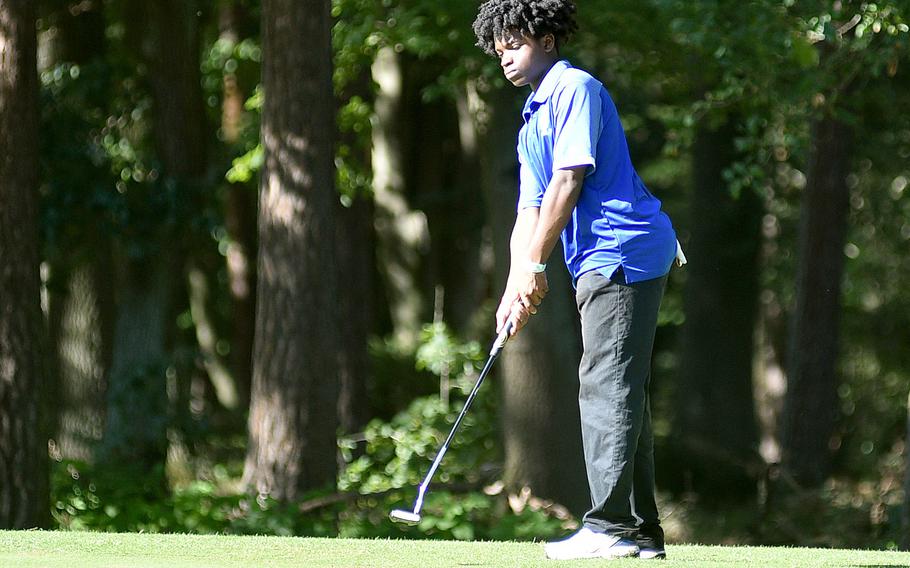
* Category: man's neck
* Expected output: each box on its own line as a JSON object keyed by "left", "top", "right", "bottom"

{"left": 531, "top": 57, "right": 560, "bottom": 92}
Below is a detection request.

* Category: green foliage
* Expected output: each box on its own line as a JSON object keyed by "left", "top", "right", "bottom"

{"left": 50, "top": 325, "right": 568, "bottom": 541}
{"left": 335, "top": 398, "right": 566, "bottom": 540}
{"left": 415, "top": 322, "right": 482, "bottom": 379}
{"left": 38, "top": 57, "right": 147, "bottom": 263}
{"left": 334, "top": 325, "right": 570, "bottom": 541}
{"left": 225, "top": 143, "right": 263, "bottom": 184}
{"left": 341, "top": 326, "right": 493, "bottom": 495}
{"left": 38, "top": 29, "right": 223, "bottom": 268}
{"left": 51, "top": 459, "right": 336, "bottom": 537}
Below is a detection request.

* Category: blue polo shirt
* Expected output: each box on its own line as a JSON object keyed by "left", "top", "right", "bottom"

{"left": 517, "top": 59, "right": 677, "bottom": 284}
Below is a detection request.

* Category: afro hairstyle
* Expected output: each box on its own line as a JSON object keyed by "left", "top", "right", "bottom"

{"left": 472, "top": 0, "right": 578, "bottom": 57}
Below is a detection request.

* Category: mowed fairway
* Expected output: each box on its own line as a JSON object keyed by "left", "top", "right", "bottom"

{"left": 2, "top": 530, "right": 909, "bottom": 568}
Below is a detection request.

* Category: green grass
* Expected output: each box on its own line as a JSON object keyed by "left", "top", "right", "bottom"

{"left": 1, "top": 530, "right": 909, "bottom": 567}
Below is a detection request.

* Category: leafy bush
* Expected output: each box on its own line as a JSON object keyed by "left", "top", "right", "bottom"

{"left": 50, "top": 322, "right": 572, "bottom": 541}
{"left": 51, "top": 459, "right": 335, "bottom": 536}
{"left": 334, "top": 323, "right": 571, "bottom": 541}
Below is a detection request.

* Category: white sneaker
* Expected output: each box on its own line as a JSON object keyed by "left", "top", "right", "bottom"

{"left": 543, "top": 527, "right": 640, "bottom": 560}
{"left": 638, "top": 545, "right": 667, "bottom": 560}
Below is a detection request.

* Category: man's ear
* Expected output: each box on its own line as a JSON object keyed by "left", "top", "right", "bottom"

{"left": 543, "top": 33, "right": 556, "bottom": 53}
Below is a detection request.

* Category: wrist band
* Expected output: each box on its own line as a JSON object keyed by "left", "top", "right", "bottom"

{"left": 526, "top": 261, "right": 547, "bottom": 274}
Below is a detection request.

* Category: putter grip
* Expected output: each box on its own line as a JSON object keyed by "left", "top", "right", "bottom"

{"left": 491, "top": 320, "right": 514, "bottom": 356}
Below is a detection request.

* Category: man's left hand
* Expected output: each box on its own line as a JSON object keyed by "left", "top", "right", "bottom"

{"left": 518, "top": 270, "right": 548, "bottom": 314}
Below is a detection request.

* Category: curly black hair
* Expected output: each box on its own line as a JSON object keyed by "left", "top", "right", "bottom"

{"left": 472, "top": 0, "right": 578, "bottom": 57}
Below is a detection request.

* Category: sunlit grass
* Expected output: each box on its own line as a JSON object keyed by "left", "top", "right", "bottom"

{"left": 2, "top": 530, "right": 910, "bottom": 568}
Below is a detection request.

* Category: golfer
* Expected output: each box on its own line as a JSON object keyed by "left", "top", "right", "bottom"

{"left": 473, "top": 0, "right": 684, "bottom": 560}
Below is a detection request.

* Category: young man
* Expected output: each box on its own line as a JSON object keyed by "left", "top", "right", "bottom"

{"left": 473, "top": 0, "right": 684, "bottom": 561}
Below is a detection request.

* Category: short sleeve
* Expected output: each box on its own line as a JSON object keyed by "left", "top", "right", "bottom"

{"left": 516, "top": 133, "right": 544, "bottom": 210}
{"left": 552, "top": 79, "right": 603, "bottom": 174}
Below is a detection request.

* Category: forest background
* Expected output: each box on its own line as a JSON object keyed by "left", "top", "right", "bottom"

{"left": 1, "top": 0, "right": 910, "bottom": 552}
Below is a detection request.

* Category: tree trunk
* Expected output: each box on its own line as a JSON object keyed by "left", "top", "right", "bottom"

{"left": 101, "top": 0, "right": 210, "bottom": 470}
{"left": 141, "top": 0, "right": 208, "bottom": 179}
{"left": 335, "top": 196, "right": 373, "bottom": 435}
{"left": 52, "top": 260, "right": 114, "bottom": 462}
{"left": 335, "top": 68, "right": 374, "bottom": 436}
{"left": 674, "top": 118, "right": 763, "bottom": 500}
{"left": 42, "top": 0, "right": 113, "bottom": 466}
{"left": 243, "top": 0, "right": 339, "bottom": 501}
{"left": 439, "top": 84, "right": 485, "bottom": 334}
{"left": 409, "top": 67, "right": 485, "bottom": 336}
{"left": 220, "top": 0, "right": 256, "bottom": 411}
{"left": 100, "top": 255, "right": 174, "bottom": 467}
{"left": 903, "top": 389, "right": 910, "bottom": 551}
{"left": 780, "top": 115, "right": 853, "bottom": 488}
{"left": 479, "top": 87, "right": 589, "bottom": 516}
{"left": 371, "top": 47, "right": 429, "bottom": 349}
{"left": 54, "top": 0, "right": 105, "bottom": 66}
{"left": 0, "top": 0, "right": 50, "bottom": 528}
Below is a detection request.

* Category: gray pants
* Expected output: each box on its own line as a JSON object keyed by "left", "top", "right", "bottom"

{"left": 575, "top": 268, "right": 666, "bottom": 541}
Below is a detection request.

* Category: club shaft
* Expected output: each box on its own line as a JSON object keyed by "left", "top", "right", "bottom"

{"left": 411, "top": 323, "right": 512, "bottom": 513}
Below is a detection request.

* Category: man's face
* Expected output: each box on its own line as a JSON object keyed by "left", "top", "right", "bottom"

{"left": 494, "top": 31, "right": 556, "bottom": 90}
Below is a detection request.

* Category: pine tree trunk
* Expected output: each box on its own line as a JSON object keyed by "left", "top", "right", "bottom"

{"left": 55, "top": 0, "right": 105, "bottom": 65}
{"left": 440, "top": 84, "right": 485, "bottom": 333}
{"left": 780, "top": 115, "right": 853, "bottom": 488}
{"left": 220, "top": 0, "right": 256, "bottom": 411}
{"left": 243, "top": 0, "right": 339, "bottom": 501}
{"left": 43, "top": 0, "right": 113, "bottom": 466}
{"left": 902, "top": 390, "right": 910, "bottom": 551}
{"left": 101, "top": 256, "right": 174, "bottom": 467}
{"left": 102, "top": 0, "right": 210, "bottom": 470}
{"left": 335, "top": 68, "right": 373, "bottom": 436}
{"left": 674, "top": 118, "right": 763, "bottom": 500}
{"left": 53, "top": 261, "right": 114, "bottom": 462}
{"left": 371, "top": 47, "right": 429, "bottom": 349}
{"left": 335, "top": 196, "right": 373, "bottom": 435}
{"left": 0, "top": 0, "right": 50, "bottom": 528}
{"left": 142, "top": 0, "right": 208, "bottom": 179}
{"left": 480, "top": 87, "right": 589, "bottom": 516}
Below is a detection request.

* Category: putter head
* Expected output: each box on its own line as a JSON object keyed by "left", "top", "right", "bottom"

{"left": 389, "top": 509, "right": 421, "bottom": 525}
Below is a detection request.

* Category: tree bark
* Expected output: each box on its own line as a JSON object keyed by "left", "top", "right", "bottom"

{"left": 101, "top": 255, "right": 174, "bottom": 467}
{"left": 903, "top": 389, "right": 910, "bottom": 551}
{"left": 243, "top": 0, "right": 339, "bottom": 501}
{"left": 140, "top": 0, "right": 208, "bottom": 179}
{"left": 371, "top": 47, "right": 429, "bottom": 349}
{"left": 335, "top": 65, "right": 374, "bottom": 436}
{"left": 674, "top": 118, "right": 763, "bottom": 500}
{"left": 101, "top": 0, "right": 210, "bottom": 470}
{"left": 437, "top": 84, "right": 485, "bottom": 334}
{"left": 52, "top": 260, "right": 114, "bottom": 462}
{"left": 0, "top": 0, "right": 50, "bottom": 528}
{"left": 479, "top": 87, "right": 589, "bottom": 516}
{"left": 41, "top": 0, "right": 114, "bottom": 466}
{"left": 335, "top": 196, "right": 373, "bottom": 435}
{"left": 220, "top": 0, "right": 256, "bottom": 411}
{"left": 54, "top": 0, "right": 105, "bottom": 66}
{"left": 410, "top": 67, "right": 485, "bottom": 335}
{"left": 780, "top": 115, "right": 853, "bottom": 488}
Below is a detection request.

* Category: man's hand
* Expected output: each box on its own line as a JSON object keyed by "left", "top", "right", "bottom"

{"left": 497, "top": 298, "right": 532, "bottom": 337}
{"left": 517, "top": 270, "right": 548, "bottom": 314}
{"left": 495, "top": 269, "right": 548, "bottom": 338}
{"left": 495, "top": 289, "right": 520, "bottom": 334}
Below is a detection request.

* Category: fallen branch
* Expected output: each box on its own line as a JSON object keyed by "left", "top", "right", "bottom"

{"left": 298, "top": 481, "right": 485, "bottom": 514}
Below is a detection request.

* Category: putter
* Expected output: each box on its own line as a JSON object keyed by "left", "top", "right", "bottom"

{"left": 390, "top": 320, "right": 515, "bottom": 526}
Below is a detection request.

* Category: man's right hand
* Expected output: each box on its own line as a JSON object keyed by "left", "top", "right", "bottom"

{"left": 496, "top": 292, "right": 532, "bottom": 337}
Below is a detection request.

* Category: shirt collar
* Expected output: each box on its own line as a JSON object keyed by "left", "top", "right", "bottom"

{"left": 533, "top": 59, "right": 571, "bottom": 103}
{"left": 523, "top": 59, "right": 572, "bottom": 120}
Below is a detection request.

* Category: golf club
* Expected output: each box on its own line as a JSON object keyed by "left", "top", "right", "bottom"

{"left": 390, "top": 319, "right": 515, "bottom": 526}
